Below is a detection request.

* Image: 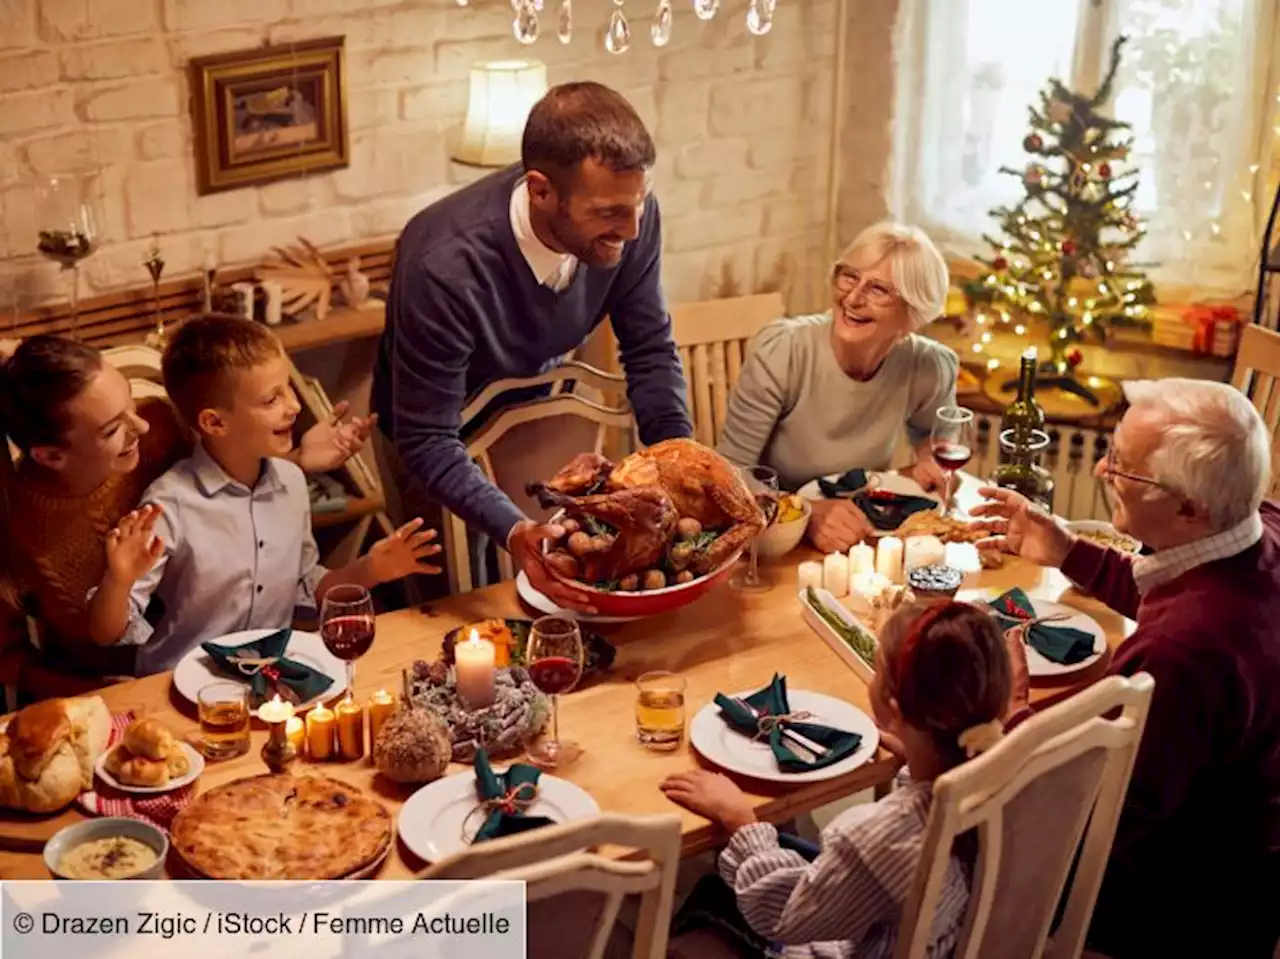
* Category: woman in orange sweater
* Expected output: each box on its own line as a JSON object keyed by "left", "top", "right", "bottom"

{"left": 0, "top": 334, "right": 373, "bottom": 703}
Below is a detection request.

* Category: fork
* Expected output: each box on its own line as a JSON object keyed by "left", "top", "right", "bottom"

{"left": 731, "top": 697, "right": 830, "bottom": 762}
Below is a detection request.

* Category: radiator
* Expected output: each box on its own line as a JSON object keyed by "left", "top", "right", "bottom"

{"left": 969, "top": 413, "right": 1116, "bottom": 523}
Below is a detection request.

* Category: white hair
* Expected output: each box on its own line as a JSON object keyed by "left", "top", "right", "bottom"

{"left": 841, "top": 221, "right": 949, "bottom": 330}
{"left": 1122, "top": 378, "right": 1271, "bottom": 530}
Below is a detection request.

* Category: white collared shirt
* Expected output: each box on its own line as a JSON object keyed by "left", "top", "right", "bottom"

{"left": 509, "top": 178, "right": 578, "bottom": 292}
{"left": 1131, "top": 511, "right": 1265, "bottom": 593}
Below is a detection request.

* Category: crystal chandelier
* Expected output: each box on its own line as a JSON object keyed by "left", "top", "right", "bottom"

{"left": 455, "top": 0, "right": 778, "bottom": 52}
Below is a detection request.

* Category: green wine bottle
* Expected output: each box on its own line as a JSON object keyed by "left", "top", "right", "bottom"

{"left": 1002, "top": 346, "right": 1047, "bottom": 444}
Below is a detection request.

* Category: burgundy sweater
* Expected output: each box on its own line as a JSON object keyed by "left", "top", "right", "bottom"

{"left": 1059, "top": 502, "right": 1280, "bottom": 958}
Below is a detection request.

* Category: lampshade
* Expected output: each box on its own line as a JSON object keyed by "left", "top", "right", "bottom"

{"left": 452, "top": 59, "right": 548, "bottom": 167}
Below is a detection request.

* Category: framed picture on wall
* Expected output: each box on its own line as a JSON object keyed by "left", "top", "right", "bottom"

{"left": 189, "top": 37, "right": 349, "bottom": 195}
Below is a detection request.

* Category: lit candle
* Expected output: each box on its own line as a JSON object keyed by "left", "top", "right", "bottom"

{"left": 848, "top": 543, "right": 875, "bottom": 575}
{"left": 306, "top": 704, "right": 335, "bottom": 760}
{"left": 368, "top": 689, "right": 397, "bottom": 754}
{"left": 285, "top": 716, "right": 305, "bottom": 755}
{"left": 904, "top": 535, "right": 946, "bottom": 572}
{"left": 876, "top": 536, "right": 904, "bottom": 583}
{"left": 822, "top": 552, "right": 849, "bottom": 598}
{"left": 335, "top": 695, "right": 364, "bottom": 760}
{"left": 258, "top": 693, "right": 294, "bottom": 725}
{"left": 849, "top": 570, "right": 889, "bottom": 615}
{"left": 454, "top": 629, "right": 496, "bottom": 710}
{"left": 797, "top": 560, "right": 823, "bottom": 591}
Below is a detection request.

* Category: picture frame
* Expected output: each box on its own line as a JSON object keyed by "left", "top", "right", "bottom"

{"left": 189, "top": 37, "right": 349, "bottom": 195}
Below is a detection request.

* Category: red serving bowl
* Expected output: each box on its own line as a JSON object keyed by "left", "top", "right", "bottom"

{"left": 542, "top": 511, "right": 744, "bottom": 618}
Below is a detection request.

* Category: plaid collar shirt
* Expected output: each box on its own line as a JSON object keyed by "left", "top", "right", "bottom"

{"left": 1131, "top": 511, "right": 1264, "bottom": 594}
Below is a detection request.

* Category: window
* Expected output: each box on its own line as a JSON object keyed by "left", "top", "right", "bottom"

{"left": 892, "top": 0, "right": 1278, "bottom": 296}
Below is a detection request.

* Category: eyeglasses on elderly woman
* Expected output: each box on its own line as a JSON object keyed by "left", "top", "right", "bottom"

{"left": 831, "top": 263, "right": 899, "bottom": 306}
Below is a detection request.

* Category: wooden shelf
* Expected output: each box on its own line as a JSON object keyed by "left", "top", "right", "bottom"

{"left": 275, "top": 301, "right": 386, "bottom": 353}
{"left": 311, "top": 491, "right": 387, "bottom": 529}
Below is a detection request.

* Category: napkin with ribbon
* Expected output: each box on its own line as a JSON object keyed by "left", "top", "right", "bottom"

{"left": 985, "top": 588, "right": 1097, "bottom": 665}
{"left": 201, "top": 628, "right": 334, "bottom": 708}
{"left": 470, "top": 748, "right": 557, "bottom": 844}
{"left": 714, "top": 674, "right": 862, "bottom": 774}
{"left": 817, "top": 469, "right": 937, "bottom": 530}
{"left": 76, "top": 711, "right": 194, "bottom": 833}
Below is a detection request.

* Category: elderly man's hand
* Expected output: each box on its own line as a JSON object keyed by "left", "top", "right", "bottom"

{"left": 971, "top": 486, "right": 1074, "bottom": 569}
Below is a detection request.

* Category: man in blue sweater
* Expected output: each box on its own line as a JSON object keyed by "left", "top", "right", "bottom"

{"left": 373, "top": 82, "right": 692, "bottom": 607}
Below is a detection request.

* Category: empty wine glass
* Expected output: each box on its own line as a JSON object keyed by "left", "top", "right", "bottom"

{"left": 730, "top": 464, "right": 779, "bottom": 593}
{"left": 320, "top": 584, "right": 376, "bottom": 693}
{"left": 525, "top": 615, "right": 584, "bottom": 769}
{"left": 931, "top": 406, "right": 975, "bottom": 518}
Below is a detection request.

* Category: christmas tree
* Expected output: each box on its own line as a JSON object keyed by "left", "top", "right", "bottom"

{"left": 968, "top": 35, "right": 1156, "bottom": 397}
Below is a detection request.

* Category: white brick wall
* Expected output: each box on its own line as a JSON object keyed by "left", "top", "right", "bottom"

{"left": 0, "top": 0, "right": 896, "bottom": 309}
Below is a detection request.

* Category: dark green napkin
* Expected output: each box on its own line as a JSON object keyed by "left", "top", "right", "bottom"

{"left": 201, "top": 628, "right": 334, "bottom": 708}
{"left": 986, "top": 588, "right": 1097, "bottom": 665}
{"left": 472, "top": 748, "right": 557, "bottom": 843}
{"left": 714, "top": 674, "right": 863, "bottom": 773}
{"left": 817, "top": 469, "right": 937, "bottom": 530}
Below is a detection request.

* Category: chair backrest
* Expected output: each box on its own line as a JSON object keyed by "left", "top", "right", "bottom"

{"left": 101, "top": 343, "right": 167, "bottom": 400}
{"left": 1231, "top": 323, "right": 1280, "bottom": 498}
{"left": 445, "top": 362, "right": 635, "bottom": 594}
{"left": 669, "top": 293, "right": 785, "bottom": 448}
{"left": 895, "top": 673, "right": 1155, "bottom": 959}
{"left": 419, "top": 813, "right": 683, "bottom": 959}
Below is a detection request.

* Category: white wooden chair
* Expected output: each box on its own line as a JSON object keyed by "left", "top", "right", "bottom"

{"left": 895, "top": 672, "right": 1155, "bottom": 959}
{"left": 101, "top": 343, "right": 167, "bottom": 400}
{"left": 419, "top": 813, "right": 683, "bottom": 959}
{"left": 1231, "top": 323, "right": 1280, "bottom": 498}
{"left": 445, "top": 361, "right": 634, "bottom": 595}
{"left": 669, "top": 293, "right": 784, "bottom": 448}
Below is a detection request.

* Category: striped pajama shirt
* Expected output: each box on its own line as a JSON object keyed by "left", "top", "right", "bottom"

{"left": 718, "top": 776, "right": 970, "bottom": 958}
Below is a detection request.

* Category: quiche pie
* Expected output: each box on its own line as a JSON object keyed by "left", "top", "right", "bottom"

{"left": 171, "top": 774, "right": 392, "bottom": 879}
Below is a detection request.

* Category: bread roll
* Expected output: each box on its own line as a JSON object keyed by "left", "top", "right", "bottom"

{"left": 165, "top": 746, "right": 190, "bottom": 778}
{"left": 0, "top": 695, "right": 111, "bottom": 813}
{"left": 123, "top": 719, "right": 173, "bottom": 762}
{"left": 104, "top": 746, "right": 168, "bottom": 788}
{"left": 63, "top": 697, "right": 110, "bottom": 790}
{"left": 6, "top": 700, "right": 72, "bottom": 781}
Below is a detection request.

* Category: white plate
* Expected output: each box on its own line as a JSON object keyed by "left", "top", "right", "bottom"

{"left": 959, "top": 590, "right": 1107, "bottom": 678}
{"left": 397, "top": 769, "right": 600, "bottom": 863}
{"left": 171, "top": 629, "right": 347, "bottom": 716}
{"left": 515, "top": 571, "right": 639, "bottom": 624}
{"left": 94, "top": 741, "right": 204, "bottom": 795}
{"left": 1066, "top": 520, "right": 1142, "bottom": 554}
{"left": 689, "top": 689, "right": 880, "bottom": 785}
{"left": 798, "top": 469, "right": 940, "bottom": 505}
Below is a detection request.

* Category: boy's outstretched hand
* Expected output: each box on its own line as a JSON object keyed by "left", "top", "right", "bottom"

{"left": 365, "top": 518, "right": 442, "bottom": 583}
{"left": 105, "top": 504, "right": 165, "bottom": 585}
{"left": 295, "top": 401, "right": 377, "bottom": 474}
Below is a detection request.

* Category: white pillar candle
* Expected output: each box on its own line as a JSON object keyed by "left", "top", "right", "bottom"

{"left": 876, "top": 536, "right": 904, "bottom": 583}
{"left": 848, "top": 570, "right": 889, "bottom": 615}
{"left": 454, "top": 628, "right": 496, "bottom": 709}
{"left": 822, "top": 552, "right": 849, "bottom": 598}
{"left": 945, "top": 541, "right": 981, "bottom": 573}
{"left": 797, "top": 561, "right": 823, "bottom": 591}
{"left": 231, "top": 281, "right": 255, "bottom": 319}
{"left": 261, "top": 280, "right": 283, "bottom": 326}
{"left": 904, "top": 535, "right": 946, "bottom": 572}
{"left": 848, "top": 543, "right": 875, "bottom": 575}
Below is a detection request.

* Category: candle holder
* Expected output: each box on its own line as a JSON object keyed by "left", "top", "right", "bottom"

{"left": 261, "top": 717, "right": 298, "bottom": 773}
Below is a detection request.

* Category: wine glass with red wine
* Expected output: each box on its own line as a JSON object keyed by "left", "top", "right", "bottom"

{"left": 525, "top": 615, "right": 585, "bottom": 769}
{"left": 320, "top": 584, "right": 376, "bottom": 694}
{"left": 931, "top": 405, "right": 975, "bottom": 518}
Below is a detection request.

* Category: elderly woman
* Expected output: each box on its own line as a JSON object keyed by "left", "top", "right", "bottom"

{"left": 717, "top": 221, "right": 957, "bottom": 552}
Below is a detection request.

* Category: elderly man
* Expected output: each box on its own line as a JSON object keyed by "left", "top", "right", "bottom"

{"left": 976, "top": 378, "right": 1280, "bottom": 959}
{"left": 372, "top": 82, "right": 691, "bottom": 607}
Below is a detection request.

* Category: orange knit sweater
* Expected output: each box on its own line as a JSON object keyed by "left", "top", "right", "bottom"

{"left": 0, "top": 398, "right": 190, "bottom": 689}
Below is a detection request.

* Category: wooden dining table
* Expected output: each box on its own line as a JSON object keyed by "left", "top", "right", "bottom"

{"left": 0, "top": 539, "right": 1134, "bottom": 881}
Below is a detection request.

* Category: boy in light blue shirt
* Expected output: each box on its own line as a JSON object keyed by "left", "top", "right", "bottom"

{"left": 87, "top": 314, "right": 441, "bottom": 675}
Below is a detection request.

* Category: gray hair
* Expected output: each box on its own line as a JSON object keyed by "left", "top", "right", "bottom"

{"left": 840, "top": 221, "right": 949, "bottom": 330}
{"left": 1122, "top": 378, "right": 1271, "bottom": 530}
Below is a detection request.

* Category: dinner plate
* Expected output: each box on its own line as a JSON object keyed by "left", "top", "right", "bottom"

{"left": 798, "top": 469, "right": 941, "bottom": 505}
{"left": 94, "top": 741, "right": 204, "bottom": 795}
{"left": 689, "top": 689, "right": 880, "bottom": 785}
{"left": 515, "top": 571, "right": 639, "bottom": 624}
{"left": 397, "top": 769, "right": 600, "bottom": 863}
{"left": 171, "top": 628, "right": 347, "bottom": 716}
{"left": 1065, "top": 520, "right": 1143, "bottom": 554}
{"left": 959, "top": 590, "right": 1107, "bottom": 678}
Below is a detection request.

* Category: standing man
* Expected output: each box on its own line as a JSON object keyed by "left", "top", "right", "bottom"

{"left": 373, "top": 82, "right": 691, "bottom": 607}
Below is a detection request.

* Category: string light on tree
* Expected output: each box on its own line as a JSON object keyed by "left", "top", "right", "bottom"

{"left": 963, "top": 35, "right": 1155, "bottom": 401}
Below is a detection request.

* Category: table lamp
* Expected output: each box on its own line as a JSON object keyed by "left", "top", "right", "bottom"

{"left": 452, "top": 59, "right": 548, "bottom": 167}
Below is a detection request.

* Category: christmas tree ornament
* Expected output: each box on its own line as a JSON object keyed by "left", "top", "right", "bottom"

{"left": 1066, "top": 348, "right": 1083, "bottom": 368}
{"left": 1070, "top": 169, "right": 1086, "bottom": 190}
{"left": 1023, "top": 133, "right": 1043, "bottom": 152}
{"left": 1098, "top": 162, "right": 1112, "bottom": 179}
{"left": 1024, "top": 165, "right": 1044, "bottom": 188}
{"left": 1061, "top": 240, "right": 1076, "bottom": 255}
{"left": 993, "top": 256, "right": 1008, "bottom": 270}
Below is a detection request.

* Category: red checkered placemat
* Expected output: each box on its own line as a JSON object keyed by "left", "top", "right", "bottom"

{"left": 75, "top": 711, "right": 194, "bottom": 832}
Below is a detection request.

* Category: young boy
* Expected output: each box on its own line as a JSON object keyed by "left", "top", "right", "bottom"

{"left": 87, "top": 314, "right": 441, "bottom": 675}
